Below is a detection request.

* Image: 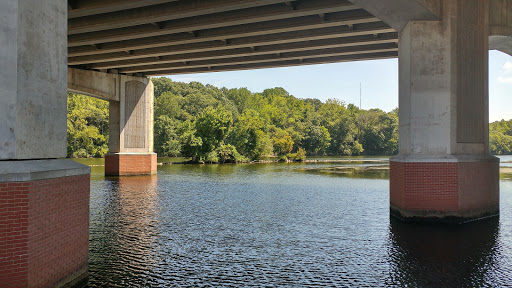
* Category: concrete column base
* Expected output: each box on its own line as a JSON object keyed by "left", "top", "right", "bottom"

{"left": 105, "top": 153, "right": 157, "bottom": 176}
{"left": 390, "top": 155, "right": 499, "bottom": 223}
{"left": 0, "top": 160, "right": 90, "bottom": 288}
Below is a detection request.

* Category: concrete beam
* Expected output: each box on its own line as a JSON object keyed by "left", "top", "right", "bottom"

{"left": 69, "top": 23, "right": 394, "bottom": 66}
{"left": 68, "top": 68, "right": 120, "bottom": 101}
{"left": 146, "top": 51, "right": 397, "bottom": 76}
{"left": 347, "top": 0, "right": 440, "bottom": 32}
{"left": 84, "top": 32, "right": 397, "bottom": 70}
{"left": 68, "top": 0, "right": 357, "bottom": 46}
{"left": 69, "top": 0, "right": 302, "bottom": 34}
{"left": 69, "top": 10, "right": 379, "bottom": 57}
{"left": 68, "top": 0, "right": 179, "bottom": 19}
{"left": 119, "top": 42, "right": 397, "bottom": 74}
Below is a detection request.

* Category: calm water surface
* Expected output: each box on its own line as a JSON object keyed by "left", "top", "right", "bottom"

{"left": 77, "top": 158, "right": 512, "bottom": 287}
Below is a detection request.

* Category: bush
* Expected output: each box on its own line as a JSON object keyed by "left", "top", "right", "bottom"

{"left": 205, "top": 151, "right": 219, "bottom": 163}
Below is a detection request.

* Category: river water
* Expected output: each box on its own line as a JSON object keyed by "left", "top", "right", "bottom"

{"left": 77, "top": 157, "right": 512, "bottom": 287}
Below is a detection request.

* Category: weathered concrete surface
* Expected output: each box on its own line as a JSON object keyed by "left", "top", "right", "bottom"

{"left": 68, "top": 67, "right": 120, "bottom": 101}
{"left": 346, "top": 0, "right": 440, "bottom": 32}
{"left": 0, "top": 0, "right": 67, "bottom": 160}
{"left": 0, "top": 159, "right": 90, "bottom": 182}
{"left": 390, "top": 0, "right": 499, "bottom": 222}
{"left": 119, "top": 77, "right": 154, "bottom": 153}
{"left": 396, "top": 0, "right": 489, "bottom": 156}
{"left": 106, "top": 76, "right": 156, "bottom": 176}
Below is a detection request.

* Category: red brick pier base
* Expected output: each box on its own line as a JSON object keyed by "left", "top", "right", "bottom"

{"left": 105, "top": 153, "right": 157, "bottom": 176}
{"left": 390, "top": 155, "right": 500, "bottom": 223}
{"left": 0, "top": 159, "right": 90, "bottom": 288}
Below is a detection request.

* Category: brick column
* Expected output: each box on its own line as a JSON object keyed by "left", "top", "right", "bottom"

{"left": 391, "top": 0, "right": 499, "bottom": 223}
{"left": 0, "top": 161, "right": 90, "bottom": 287}
{"left": 106, "top": 77, "right": 157, "bottom": 176}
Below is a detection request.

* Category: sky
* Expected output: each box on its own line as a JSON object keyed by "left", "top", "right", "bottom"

{"left": 166, "top": 50, "right": 512, "bottom": 123}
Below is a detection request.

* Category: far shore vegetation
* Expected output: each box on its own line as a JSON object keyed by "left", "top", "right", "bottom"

{"left": 67, "top": 77, "right": 512, "bottom": 162}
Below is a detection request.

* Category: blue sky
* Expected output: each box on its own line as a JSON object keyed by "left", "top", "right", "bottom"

{"left": 167, "top": 50, "right": 511, "bottom": 123}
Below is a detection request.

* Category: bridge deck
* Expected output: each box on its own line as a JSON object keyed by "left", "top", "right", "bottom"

{"left": 67, "top": 0, "right": 398, "bottom": 76}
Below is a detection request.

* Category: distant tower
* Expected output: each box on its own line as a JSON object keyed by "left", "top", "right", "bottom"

{"left": 359, "top": 82, "right": 362, "bottom": 109}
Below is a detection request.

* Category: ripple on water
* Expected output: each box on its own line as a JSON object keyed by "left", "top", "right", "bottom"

{"left": 87, "top": 162, "right": 512, "bottom": 287}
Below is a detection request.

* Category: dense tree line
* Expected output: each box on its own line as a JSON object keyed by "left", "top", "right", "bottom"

{"left": 67, "top": 77, "right": 401, "bottom": 160}
{"left": 150, "top": 77, "right": 399, "bottom": 162}
{"left": 66, "top": 81, "right": 512, "bottom": 159}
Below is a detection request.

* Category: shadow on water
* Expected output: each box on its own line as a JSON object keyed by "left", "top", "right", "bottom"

{"left": 299, "top": 166, "right": 390, "bottom": 180}
{"left": 386, "top": 217, "right": 501, "bottom": 287}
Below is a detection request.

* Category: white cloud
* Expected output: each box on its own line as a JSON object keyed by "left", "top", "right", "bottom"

{"left": 498, "top": 76, "right": 512, "bottom": 83}
{"left": 497, "top": 61, "right": 512, "bottom": 83}
{"left": 503, "top": 61, "right": 512, "bottom": 73}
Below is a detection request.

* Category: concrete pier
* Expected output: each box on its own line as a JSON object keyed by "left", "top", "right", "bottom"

{"left": 68, "top": 68, "right": 157, "bottom": 176}
{"left": 0, "top": 0, "right": 90, "bottom": 287}
{"left": 389, "top": 0, "right": 500, "bottom": 223}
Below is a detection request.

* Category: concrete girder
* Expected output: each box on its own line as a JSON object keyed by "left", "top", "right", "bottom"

{"left": 118, "top": 43, "right": 398, "bottom": 74}
{"left": 69, "top": 0, "right": 294, "bottom": 34}
{"left": 83, "top": 31, "right": 397, "bottom": 70}
{"left": 69, "top": 23, "right": 394, "bottom": 66}
{"left": 489, "top": 0, "right": 512, "bottom": 55}
{"left": 68, "top": 0, "right": 179, "bottom": 19}
{"left": 146, "top": 51, "right": 398, "bottom": 76}
{"left": 68, "top": 10, "right": 379, "bottom": 57}
{"left": 68, "top": 0, "right": 357, "bottom": 47}
{"left": 346, "top": 0, "right": 440, "bottom": 32}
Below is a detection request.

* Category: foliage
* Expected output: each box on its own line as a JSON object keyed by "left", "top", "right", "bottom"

{"left": 272, "top": 130, "right": 294, "bottom": 156}
{"left": 67, "top": 93, "right": 109, "bottom": 158}
{"left": 490, "top": 119, "right": 512, "bottom": 155}
{"left": 287, "top": 147, "right": 307, "bottom": 162}
{"left": 154, "top": 115, "right": 181, "bottom": 157}
{"left": 68, "top": 77, "right": 409, "bottom": 160}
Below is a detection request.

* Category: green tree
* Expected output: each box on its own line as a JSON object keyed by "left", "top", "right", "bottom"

{"left": 67, "top": 93, "right": 109, "bottom": 158}
{"left": 304, "top": 125, "right": 331, "bottom": 155}
{"left": 194, "top": 106, "right": 233, "bottom": 159}
{"left": 154, "top": 115, "right": 181, "bottom": 156}
{"left": 179, "top": 120, "right": 203, "bottom": 161}
{"left": 272, "top": 130, "right": 294, "bottom": 156}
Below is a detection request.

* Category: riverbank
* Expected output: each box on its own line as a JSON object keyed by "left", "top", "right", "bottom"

{"left": 157, "top": 158, "right": 390, "bottom": 165}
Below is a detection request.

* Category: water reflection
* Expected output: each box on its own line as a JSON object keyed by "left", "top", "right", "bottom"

{"left": 80, "top": 159, "right": 512, "bottom": 286}
{"left": 387, "top": 217, "right": 500, "bottom": 287}
{"left": 88, "top": 176, "right": 160, "bottom": 287}
{"left": 299, "top": 165, "right": 389, "bottom": 180}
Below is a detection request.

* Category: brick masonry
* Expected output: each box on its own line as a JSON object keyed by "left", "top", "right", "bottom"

{"left": 105, "top": 153, "right": 157, "bottom": 176}
{"left": 390, "top": 161, "right": 499, "bottom": 221}
{"left": 0, "top": 174, "right": 90, "bottom": 288}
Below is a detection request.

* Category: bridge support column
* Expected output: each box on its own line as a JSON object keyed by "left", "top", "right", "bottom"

{"left": 0, "top": 0, "right": 90, "bottom": 287}
{"left": 105, "top": 76, "right": 156, "bottom": 176}
{"left": 390, "top": 0, "right": 499, "bottom": 223}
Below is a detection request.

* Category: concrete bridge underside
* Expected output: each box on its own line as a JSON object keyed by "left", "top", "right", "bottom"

{"left": 1, "top": 0, "right": 512, "bottom": 287}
